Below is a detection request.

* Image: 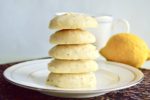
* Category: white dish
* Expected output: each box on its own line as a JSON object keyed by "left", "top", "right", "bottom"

{"left": 142, "top": 61, "right": 150, "bottom": 70}
{"left": 3, "top": 59, "right": 144, "bottom": 98}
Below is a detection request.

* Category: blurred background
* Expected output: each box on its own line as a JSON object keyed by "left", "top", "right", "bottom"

{"left": 0, "top": 0, "right": 150, "bottom": 64}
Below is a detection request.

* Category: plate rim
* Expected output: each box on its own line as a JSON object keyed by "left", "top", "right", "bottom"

{"left": 3, "top": 58, "right": 144, "bottom": 94}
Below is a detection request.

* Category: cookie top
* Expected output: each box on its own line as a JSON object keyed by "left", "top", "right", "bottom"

{"left": 50, "top": 29, "right": 96, "bottom": 44}
{"left": 49, "top": 44, "right": 99, "bottom": 60}
{"left": 48, "top": 59, "right": 98, "bottom": 73}
{"left": 49, "top": 12, "right": 98, "bottom": 29}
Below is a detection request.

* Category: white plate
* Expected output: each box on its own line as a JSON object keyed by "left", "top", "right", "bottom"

{"left": 3, "top": 59, "right": 144, "bottom": 98}
{"left": 142, "top": 61, "right": 150, "bottom": 70}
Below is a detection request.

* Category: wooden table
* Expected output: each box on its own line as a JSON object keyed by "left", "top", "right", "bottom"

{"left": 0, "top": 63, "right": 150, "bottom": 100}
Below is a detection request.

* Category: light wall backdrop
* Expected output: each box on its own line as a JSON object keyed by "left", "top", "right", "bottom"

{"left": 0, "top": 0, "right": 150, "bottom": 64}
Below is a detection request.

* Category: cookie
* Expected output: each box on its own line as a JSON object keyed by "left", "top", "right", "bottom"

{"left": 49, "top": 44, "right": 99, "bottom": 60}
{"left": 49, "top": 12, "right": 98, "bottom": 29}
{"left": 46, "top": 72, "right": 96, "bottom": 89}
{"left": 48, "top": 59, "right": 98, "bottom": 73}
{"left": 50, "top": 29, "right": 96, "bottom": 44}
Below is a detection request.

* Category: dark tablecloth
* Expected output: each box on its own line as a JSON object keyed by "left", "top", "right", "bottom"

{"left": 0, "top": 63, "right": 150, "bottom": 100}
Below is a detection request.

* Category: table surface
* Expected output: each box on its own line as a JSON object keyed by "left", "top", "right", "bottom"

{"left": 0, "top": 62, "right": 150, "bottom": 100}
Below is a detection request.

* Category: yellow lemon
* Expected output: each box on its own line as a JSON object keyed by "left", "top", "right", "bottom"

{"left": 100, "top": 33, "right": 149, "bottom": 68}
{"left": 147, "top": 50, "right": 150, "bottom": 60}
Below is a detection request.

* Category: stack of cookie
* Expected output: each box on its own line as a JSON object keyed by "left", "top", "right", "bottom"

{"left": 47, "top": 13, "right": 99, "bottom": 89}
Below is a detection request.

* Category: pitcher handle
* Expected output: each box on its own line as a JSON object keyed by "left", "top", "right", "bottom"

{"left": 112, "top": 18, "right": 130, "bottom": 33}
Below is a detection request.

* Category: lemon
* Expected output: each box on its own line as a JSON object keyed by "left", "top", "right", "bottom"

{"left": 100, "top": 33, "right": 149, "bottom": 68}
{"left": 147, "top": 50, "right": 150, "bottom": 60}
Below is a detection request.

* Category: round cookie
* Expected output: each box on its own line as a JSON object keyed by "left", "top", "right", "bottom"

{"left": 49, "top": 12, "right": 98, "bottom": 29}
{"left": 50, "top": 29, "right": 96, "bottom": 44}
{"left": 48, "top": 59, "right": 98, "bottom": 73}
{"left": 49, "top": 44, "right": 99, "bottom": 60}
{"left": 46, "top": 72, "right": 96, "bottom": 89}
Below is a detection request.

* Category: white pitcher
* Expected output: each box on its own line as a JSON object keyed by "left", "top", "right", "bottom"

{"left": 89, "top": 16, "right": 130, "bottom": 50}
